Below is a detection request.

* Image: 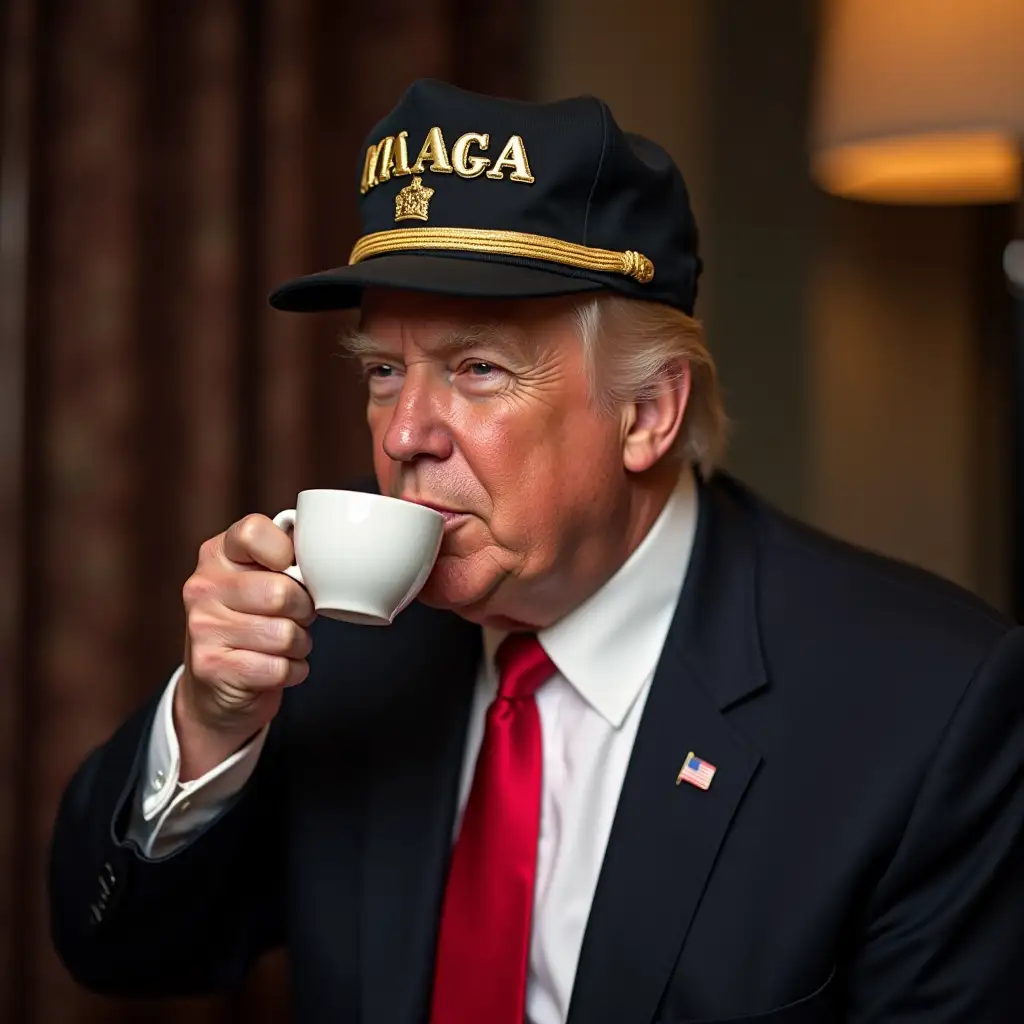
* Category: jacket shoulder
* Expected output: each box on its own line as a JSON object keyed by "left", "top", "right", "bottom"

{"left": 716, "top": 474, "right": 1012, "bottom": 666}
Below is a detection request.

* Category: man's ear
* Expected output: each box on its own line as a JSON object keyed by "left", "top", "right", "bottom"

{"left": 620, "top": 360, "right": 691, "bottom": 473}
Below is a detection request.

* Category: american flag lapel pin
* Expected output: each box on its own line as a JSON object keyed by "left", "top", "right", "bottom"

{"left": 676, "top": 751, "right": 716, "bottom": 790}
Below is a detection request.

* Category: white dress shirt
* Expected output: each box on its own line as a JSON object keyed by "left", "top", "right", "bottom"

{"left": 129, "top": 468, "right": 698, "bottom": 1024}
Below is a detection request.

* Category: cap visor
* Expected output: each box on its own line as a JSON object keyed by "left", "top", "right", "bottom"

{"left": 269, "top": 253, "right": 604, "bottom": 312}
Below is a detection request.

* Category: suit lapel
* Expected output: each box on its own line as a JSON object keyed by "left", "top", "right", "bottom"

{"left": 568, "top": 475, "right": 768, "bottom": 1024}
{"left": 360, "top": 610, "right": 480, "bottom": 1024}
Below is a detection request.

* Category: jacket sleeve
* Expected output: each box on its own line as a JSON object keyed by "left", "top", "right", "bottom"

{"left": 48, "top": 692, "right": 286, "bottom": 997}
{"left": 126, "top": 666, "right": 269, "bottom": 859}
{"left": 848, "top": 625, "right": 1024, "bottom": 1021}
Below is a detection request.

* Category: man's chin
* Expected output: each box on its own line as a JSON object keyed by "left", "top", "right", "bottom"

{"left": 415, "top": 554, "right": 504, "bottom": 622}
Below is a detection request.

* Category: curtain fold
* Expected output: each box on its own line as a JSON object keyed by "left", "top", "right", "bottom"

{"left": 0, "top": 1, "right": 531, "bottom": 1020}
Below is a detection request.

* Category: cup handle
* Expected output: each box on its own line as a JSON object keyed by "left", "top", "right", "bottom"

{"left": 272, "top": 508, "right": 304, "bottom": 586}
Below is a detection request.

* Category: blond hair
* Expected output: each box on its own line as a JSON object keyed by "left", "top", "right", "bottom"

{"left": 572, "top": 295, "right": 728, "bottom": 478}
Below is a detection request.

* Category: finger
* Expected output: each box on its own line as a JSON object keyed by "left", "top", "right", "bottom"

{"left": 222, "top": 514, "right": 294, "bottom": 571}
{"left": 202, "top": 611, "right": 313, "bottom": 660}
{"left": 218, "top": 570, "right": 316, "bottom": 624}
{"left": 196, "top": 648, "right": 310, "bottom": 692}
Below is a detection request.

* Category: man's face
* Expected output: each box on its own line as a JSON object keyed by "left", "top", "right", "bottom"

{"left": 355, "top": 289, "right": 636, "bottom": 629}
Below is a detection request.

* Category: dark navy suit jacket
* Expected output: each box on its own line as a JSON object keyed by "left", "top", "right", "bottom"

{"left": 49, "top": 474, "right": 1024, "bottom": 1022}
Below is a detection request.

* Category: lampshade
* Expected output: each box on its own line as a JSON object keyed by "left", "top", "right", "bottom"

{"left": 811, "top": 0, "right": 1024, "bottom": 204}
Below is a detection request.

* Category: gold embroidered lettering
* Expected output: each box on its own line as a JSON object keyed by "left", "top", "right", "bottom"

{"left": 360, "top": 142, "right": 380, "bottom": 194}
{"left": 393, "top": 131, "right": 412, "bottom": 177}
{"left": 376, "top": 136, "right": 396, "bottom": 183}
{"left": 451, "top": 133, "right": 491, "bottom": 178}
{"left": 410, "top": 126, "right": 453, "bottom": 175}
{"left": 485, "top": 135, "right": 535, "bottom": 183}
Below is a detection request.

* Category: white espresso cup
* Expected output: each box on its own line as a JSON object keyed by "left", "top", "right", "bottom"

{"left": 272, "top": 490, "right": 444, "bottom": 626}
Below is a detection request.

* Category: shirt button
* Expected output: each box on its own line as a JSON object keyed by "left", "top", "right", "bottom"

{"left": 178, "top": 799, "right": 192, "bottom": 814}
{"left": 152, "top": 770, "right": 166, "bottom": 791}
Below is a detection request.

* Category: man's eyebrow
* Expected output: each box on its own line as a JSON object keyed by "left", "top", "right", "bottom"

{"left": 339, "top": 323, "right": 528, "bottom": 358}
{"left": 440, "top": 324, "right": 528, "bottom": 355}
{"left": 338, "top": 326, "right": 384, "bottom": 357}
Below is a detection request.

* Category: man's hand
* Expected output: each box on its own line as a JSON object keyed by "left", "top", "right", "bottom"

{"left": 176, "top": 514, "right": 315, "bottom": 780}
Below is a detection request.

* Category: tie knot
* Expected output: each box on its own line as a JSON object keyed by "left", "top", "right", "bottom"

{"left": 494, "top": 633, "right": 555, "bottom": 701}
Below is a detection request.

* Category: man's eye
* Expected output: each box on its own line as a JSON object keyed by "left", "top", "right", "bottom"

{"left": 366, "top": 364, "right": 395, "bottom": 378}
{"left": 456, "top": 361, "right": 508, "bottom": 389}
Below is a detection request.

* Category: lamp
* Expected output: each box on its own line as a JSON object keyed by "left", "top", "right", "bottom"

{"left": 810, "top": 0, "right": 1024, "bottom": 615}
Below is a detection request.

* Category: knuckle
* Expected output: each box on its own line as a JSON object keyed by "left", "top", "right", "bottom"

{"left": 189, "top": 646, "right": 222, "bottom": 682}
{"left": 269, "top": 617, "right": 297, "bottom": 652}
{"left": 185, "top": 610, "right": 206, "bottom": 644}
{"left": 235, "top": 514, "right": 265, "bottom": 552}
{"left": 187, "top": 608, "right": 224, "bottom": 646}
{"left": 263, "top": 576, "right": 292, "bottom": 614}
{"left": 182, "top": 572, "right": 214, "bottom": 606}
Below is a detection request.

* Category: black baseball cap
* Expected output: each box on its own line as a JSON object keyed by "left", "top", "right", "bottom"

{"left": 269, "top": 79, "right": 703, "bottom": 315}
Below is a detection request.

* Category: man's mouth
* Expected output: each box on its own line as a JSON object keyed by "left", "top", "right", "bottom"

{"left": 402, "top": 498, "right": 470, "bottom": 528}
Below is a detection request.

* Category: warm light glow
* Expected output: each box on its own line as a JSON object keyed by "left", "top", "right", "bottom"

{"left": 813, "top": 131, "right": 1022, "bottom": 204}
{"left": 811, "top": 0, "right": 1024, "bottom": 204}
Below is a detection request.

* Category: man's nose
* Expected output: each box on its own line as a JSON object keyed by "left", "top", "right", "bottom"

{"left": 381, "top": 370, "right": 454, "bottom": 463}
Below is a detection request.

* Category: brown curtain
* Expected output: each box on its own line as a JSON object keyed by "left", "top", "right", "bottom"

{"left": 0, "top": 1, "right": 532, "bottom": 1021}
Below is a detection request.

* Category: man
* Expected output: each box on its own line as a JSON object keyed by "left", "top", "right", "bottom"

{"left": 49, "top": 79, "right": 1024, "bottom": 1023}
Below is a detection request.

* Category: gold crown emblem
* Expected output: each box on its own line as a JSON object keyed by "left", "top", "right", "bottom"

{"left": 394, "top": 176, "right": 435, "bottom": 222}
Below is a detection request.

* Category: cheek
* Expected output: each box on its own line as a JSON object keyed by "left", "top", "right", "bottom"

{"left": 543, "top": 411, "right": 623, "bottom": 505}
{"left": 460, "top": 402, "right": 622, "bottom": 532}
{"left": 452, "top": 401, "right": 553, "bottom": 497}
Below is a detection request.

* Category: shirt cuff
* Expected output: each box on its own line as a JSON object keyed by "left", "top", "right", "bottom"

{"left": 128, "top": 665, "right": 269, "bottom": 859}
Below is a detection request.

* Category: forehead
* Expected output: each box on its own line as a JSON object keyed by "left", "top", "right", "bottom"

{"left": 356, "top": 288, "right": 583, "bottom": 350}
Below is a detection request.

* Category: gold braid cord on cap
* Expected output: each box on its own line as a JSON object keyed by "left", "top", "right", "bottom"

{"left": 349, "top": 227, "right": 655, "bottom": 284}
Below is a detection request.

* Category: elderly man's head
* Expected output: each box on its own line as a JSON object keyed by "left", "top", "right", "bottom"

{"left": 346, "top": 290, "right": 725, "bottom": 630}
{"left": 269, "top": 83, "right": 715, "bottom": 628}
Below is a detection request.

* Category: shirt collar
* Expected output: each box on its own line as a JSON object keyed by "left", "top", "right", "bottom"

{"left": 484, "top": 467, "right": 699, "bottom": 728}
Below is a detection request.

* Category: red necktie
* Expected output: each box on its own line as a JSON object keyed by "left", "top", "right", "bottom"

{"left": 430, "top": 633, "right": 555, "bottom": 1024}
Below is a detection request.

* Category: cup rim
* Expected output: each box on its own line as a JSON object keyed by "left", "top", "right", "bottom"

{"left": 294, "top": 488, "right": 444, "bottom": 520}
